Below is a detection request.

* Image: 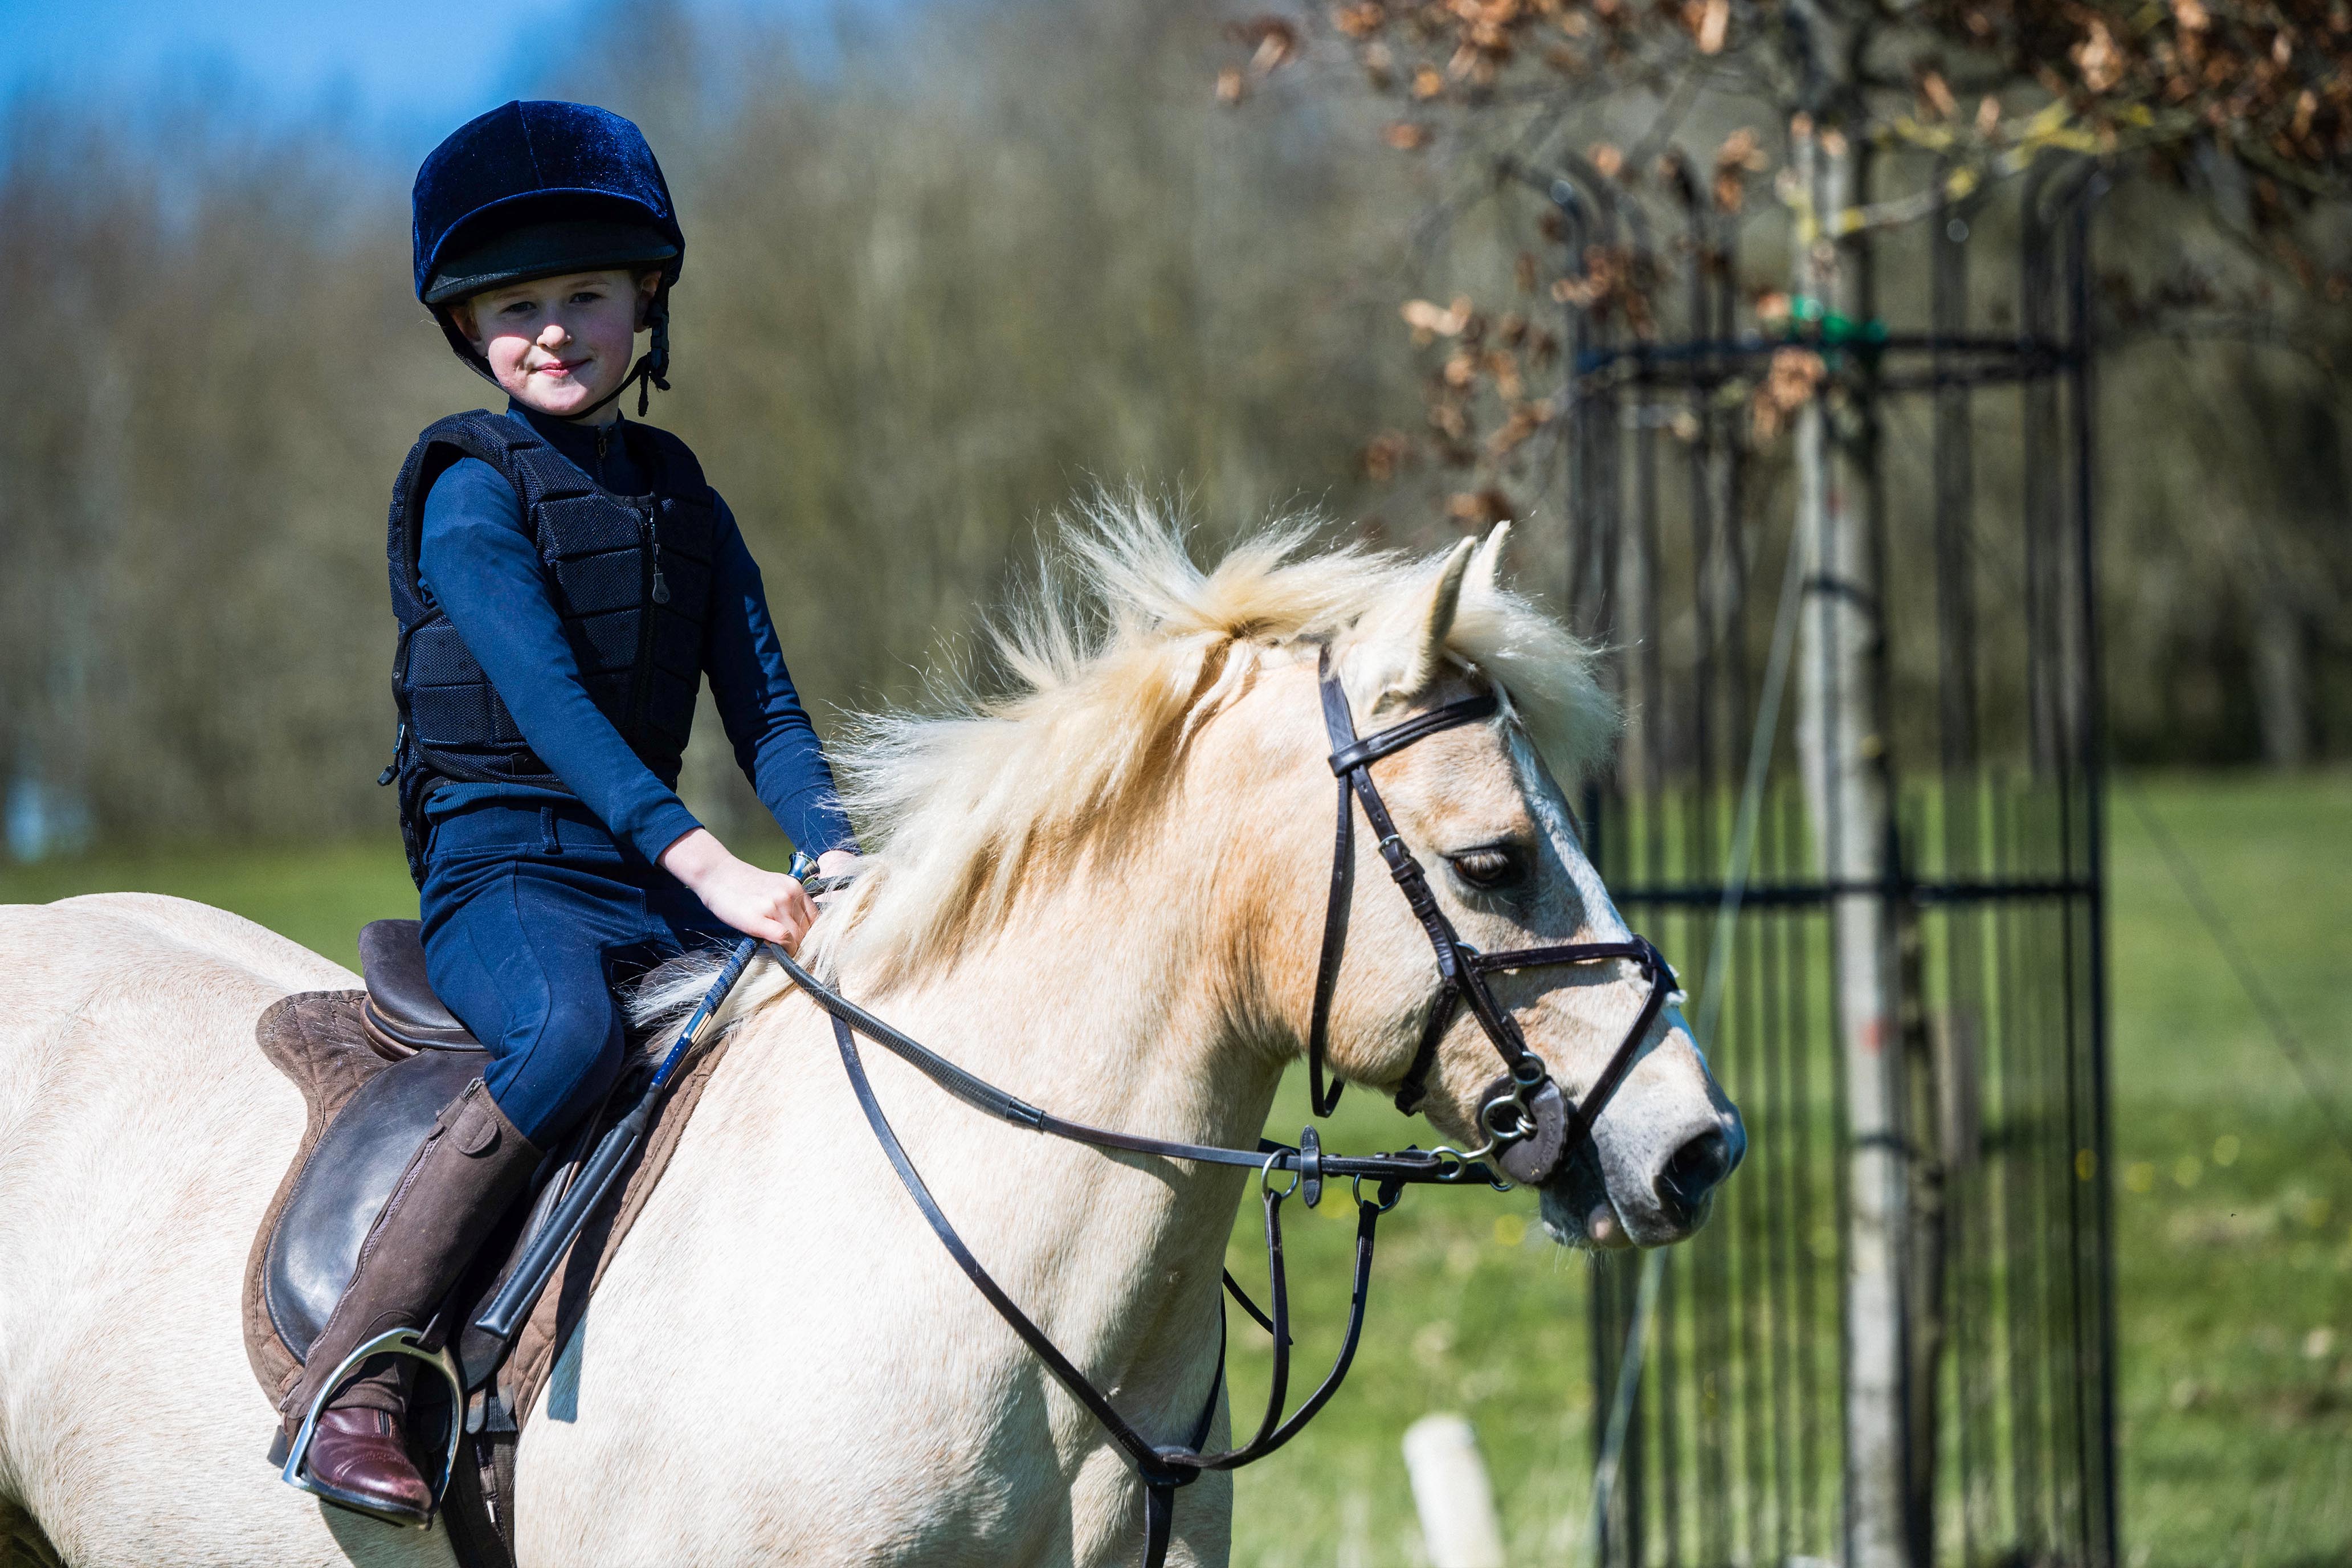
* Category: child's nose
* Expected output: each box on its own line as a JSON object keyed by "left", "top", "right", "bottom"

{"left": 536, "top": 322, "right": 568, "bottom": 349}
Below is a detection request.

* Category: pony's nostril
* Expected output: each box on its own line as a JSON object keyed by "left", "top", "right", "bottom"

{"left": 1656, "top": 1127, "right": 1734, "bottom": 1228}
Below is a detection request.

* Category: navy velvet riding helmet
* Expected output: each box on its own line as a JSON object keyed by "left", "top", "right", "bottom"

{"left": 413, "top": 101, "right": 685, "bottom": 409}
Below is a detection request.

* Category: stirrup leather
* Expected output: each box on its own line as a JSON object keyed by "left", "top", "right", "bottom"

{"left": 280, "top": 1326, "right": 465, "bottom": 1528}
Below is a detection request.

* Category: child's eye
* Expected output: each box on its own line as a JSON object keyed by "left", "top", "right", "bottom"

{"left": 569, "top": 291, "right": 605, "bottom": 305}
{"left": 498, "top": 301, "right": 535, "bottom": 317}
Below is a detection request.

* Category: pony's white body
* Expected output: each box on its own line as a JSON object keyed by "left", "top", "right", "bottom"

{"left": 0, "top": 520, "right": 1740, "bottom": 1567}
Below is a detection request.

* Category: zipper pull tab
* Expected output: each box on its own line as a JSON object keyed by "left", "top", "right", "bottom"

{"left": 379, "top": 721, "right": 406, "bottom": 786}
{"left": 597, "top": 424, "right": 610, "bottom": 462}
{"left": 647, "top": 501, "right": 669, "bottom": 603}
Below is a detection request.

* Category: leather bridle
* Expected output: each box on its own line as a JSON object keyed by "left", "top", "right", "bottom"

{"left": 763, "top": 641, "right": 1677, "bottom": 1568}
{"left": 1306, "top": 644, "right": 1676, "bottom": 1186}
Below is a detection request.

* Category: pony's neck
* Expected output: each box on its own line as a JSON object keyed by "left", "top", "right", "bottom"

{"left": 741, "top": 791, "right": 1295, "bottom": 1435}
{"left": 840, "top": 849, "right": 1285, "bottom": 1163}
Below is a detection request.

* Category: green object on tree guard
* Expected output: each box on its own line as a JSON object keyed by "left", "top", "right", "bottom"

{"left": 1783, "top": 293, "right": 1889, "bottom": 362}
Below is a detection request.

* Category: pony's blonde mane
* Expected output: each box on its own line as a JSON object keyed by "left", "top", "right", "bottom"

{"left": 786, "top": 500, "right": 1618, "bottom": 986}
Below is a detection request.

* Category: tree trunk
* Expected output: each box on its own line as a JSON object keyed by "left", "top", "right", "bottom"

{"left": 1791, "top": 113, "right": 1914, "bottom": 1568}
{"left": 2252, "top": 602, "right": 2311, "bottom": 768}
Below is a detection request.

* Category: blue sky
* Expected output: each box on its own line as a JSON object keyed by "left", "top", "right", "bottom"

{"left": 0, "top": 0, "right": 858, "bottom": 160}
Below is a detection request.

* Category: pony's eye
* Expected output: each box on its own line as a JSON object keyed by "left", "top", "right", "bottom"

{"left": 1446, "top": 845, "right": 1525, "bottom": 891}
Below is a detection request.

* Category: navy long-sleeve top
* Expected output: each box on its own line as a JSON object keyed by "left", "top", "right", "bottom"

{"left": 416, "top": 401, "right": 856, "bottom": 864}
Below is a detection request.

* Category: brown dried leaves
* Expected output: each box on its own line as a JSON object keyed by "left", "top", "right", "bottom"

{"left": 1750, "top": 347, "right": 1826, "bottom": 443}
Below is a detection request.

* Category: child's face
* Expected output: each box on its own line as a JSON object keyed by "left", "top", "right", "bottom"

{"left": 451, "top": 269, "right": 660, "bottom": 421}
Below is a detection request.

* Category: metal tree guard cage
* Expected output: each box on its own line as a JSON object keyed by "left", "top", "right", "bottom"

{"left": 1538, "top": 153, "right": 2119, "bottom": 1568}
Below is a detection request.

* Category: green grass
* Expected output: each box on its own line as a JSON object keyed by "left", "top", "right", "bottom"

{"left": 5, "top": 771, "right": 2346, "bottom": 1565}
{"left": 2104, "top": 774, "right": 2352, "bottom": 1568}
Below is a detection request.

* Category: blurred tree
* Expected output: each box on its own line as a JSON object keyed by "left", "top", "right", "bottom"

{"left": 1221, "top": 0, "right": 2352, "bottom": 765}
{"left": 0, "top": 0, "right": 1426, "bottom": 851}
{"left": 2, "top": 0, "right": 2344, "bottom": 865}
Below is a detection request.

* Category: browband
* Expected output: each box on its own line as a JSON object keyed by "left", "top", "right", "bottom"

{"left": 1326, "top": 692, "right": 1501, "bottom": 777}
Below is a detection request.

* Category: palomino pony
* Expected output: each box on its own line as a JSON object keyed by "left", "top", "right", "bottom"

{"left": 0, "top": 514, "right": 1742, "bottom": 1567}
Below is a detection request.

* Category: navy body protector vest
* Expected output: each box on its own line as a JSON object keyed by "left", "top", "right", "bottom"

{"left": 384, "top": 410, "right": 719, "bottom": 883}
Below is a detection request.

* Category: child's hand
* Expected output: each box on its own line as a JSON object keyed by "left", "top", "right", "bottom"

{"left": 659, "top": 828, "right": 821, "bottom": 952}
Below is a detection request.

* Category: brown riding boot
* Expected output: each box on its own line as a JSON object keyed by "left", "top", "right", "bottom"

{"left": 281, "top": 1077, "right": 543, "bottom": 1524}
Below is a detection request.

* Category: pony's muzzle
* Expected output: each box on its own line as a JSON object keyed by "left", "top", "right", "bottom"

{"left": 1650, "top": 1111, "right": 1745, "bottom": 1235}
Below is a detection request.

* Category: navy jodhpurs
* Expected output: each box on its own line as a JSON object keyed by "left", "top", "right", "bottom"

{"left": 418, "top": 801, "right": 731, "bottom": 1145}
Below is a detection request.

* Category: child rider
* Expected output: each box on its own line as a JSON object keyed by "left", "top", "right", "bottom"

{"left": 279, "top": 100, "right": 859, "bottom": 1522}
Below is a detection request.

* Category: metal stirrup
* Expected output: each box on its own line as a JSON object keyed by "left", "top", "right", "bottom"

{"left": 280, "top": 1327, "right": 465, "bottom": 1529}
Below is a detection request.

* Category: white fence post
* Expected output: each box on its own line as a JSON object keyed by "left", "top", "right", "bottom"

{"left": 1404, "top": 1414, "right": 1506, "bottom": 1568}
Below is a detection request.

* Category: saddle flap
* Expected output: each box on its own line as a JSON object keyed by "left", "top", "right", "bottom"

{"left": 265, "top": 1049, "right": 487, "bottom": 1362}
{"left": 360, "top": 919, "right": 484, "bottom": 1054}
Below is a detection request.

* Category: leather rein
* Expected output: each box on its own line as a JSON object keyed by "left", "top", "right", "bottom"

{"left": 761, "top": 646, "right": 1675, "bottom": 1568}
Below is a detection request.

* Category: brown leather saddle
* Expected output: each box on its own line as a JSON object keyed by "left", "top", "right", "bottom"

{"left": 245, "top": 920, "right": 733, "bottom": 1565}
{"left": 356, "top": 917, "right": 485, "bottom": 1056}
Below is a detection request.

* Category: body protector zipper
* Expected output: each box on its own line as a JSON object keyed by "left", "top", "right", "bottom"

{"left": 627, "top": 500, "right": 659, "bottom": 738}
{"left": 599, "top": 423, "right": 668, "bottom": 605}
{"left": 648, "top": 502, "right": 670, "bottom": 605}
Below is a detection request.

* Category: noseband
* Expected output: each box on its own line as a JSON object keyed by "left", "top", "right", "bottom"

{"left": 1306, "top": 645, "right": 1675, "bottom": 1186}
{"left": 761, "top": 642, "right": 1679, "bottom": 1568}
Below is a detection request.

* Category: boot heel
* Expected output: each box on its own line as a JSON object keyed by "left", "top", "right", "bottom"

{"left": 281, "top": 1327, "right": 464, "bottom": 1526}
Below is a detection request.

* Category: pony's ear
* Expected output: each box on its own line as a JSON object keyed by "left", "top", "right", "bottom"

{"left": 1351, "top": 537, "right": 1477, "bottom": 715}
{"left": 1464, "top": 521, "right": 1510, "bottom": 603}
